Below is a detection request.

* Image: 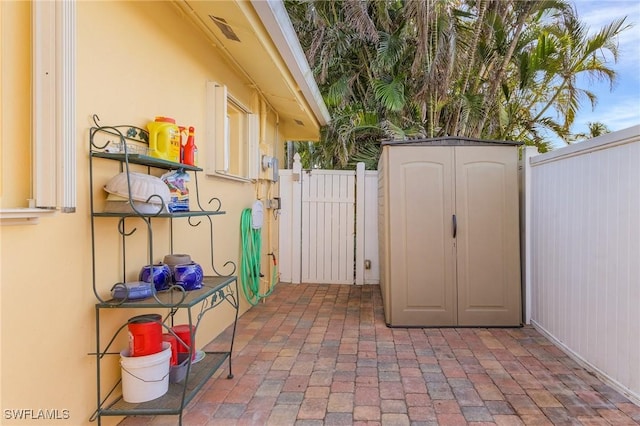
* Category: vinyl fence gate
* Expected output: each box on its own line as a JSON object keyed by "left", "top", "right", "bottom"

{"left": 279, "top": 154, "right": 380, "bottom": 285}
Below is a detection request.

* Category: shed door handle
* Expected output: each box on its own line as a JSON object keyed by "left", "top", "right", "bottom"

{"left": 452, "top": 214, "right": 457, "bottom": 238}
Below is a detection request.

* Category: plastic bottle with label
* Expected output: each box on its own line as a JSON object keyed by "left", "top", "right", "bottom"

{"left": 178, "top": 126, "right": 186, "bottom": 163}
{"left": 183, "top": 126, "right": 197, "bottom": 166}
{"left": 147, "top": 117, "right": 181, "bottom": 163}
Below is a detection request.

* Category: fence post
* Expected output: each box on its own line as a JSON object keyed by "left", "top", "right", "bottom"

{"left": 291, "top": 154, "right": 302, "bottom": 284}
{"left": 522, "top": 145, "right": 538, "bottom": 324}
{"left": 355, "top": 162, "right": 365, "bottom": 285}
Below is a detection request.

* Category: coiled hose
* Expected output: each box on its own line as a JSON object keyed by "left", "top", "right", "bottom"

{"left": 240, "top": 208, "right": 277, "bottom": 305}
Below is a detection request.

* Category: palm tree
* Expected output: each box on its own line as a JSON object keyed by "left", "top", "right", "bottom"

{"left": 285, "top": 0, "right": 629, "bottom": 167}
{"left": 571, "top": 121, "right": 611, "bottom": 141}
{"left": 520, "top": 13, "right": 627, "bottom": 144}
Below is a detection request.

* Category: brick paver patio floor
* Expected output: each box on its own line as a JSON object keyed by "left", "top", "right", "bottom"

{"left": 121, "top": 283, "right": 640, "bottom": 425}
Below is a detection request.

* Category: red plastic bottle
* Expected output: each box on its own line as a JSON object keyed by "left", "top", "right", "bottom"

{"left": 183, "top": 126, "right": 197, "bottom": 166}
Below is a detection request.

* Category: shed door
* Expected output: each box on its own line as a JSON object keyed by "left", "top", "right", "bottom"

{"left": 387, "top": 146, "right": 457, "bottom": 326}
{"left": 455, "top": 146, "right": 521, "bottom": 325}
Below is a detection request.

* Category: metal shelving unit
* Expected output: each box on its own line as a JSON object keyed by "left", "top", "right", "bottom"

{"left": 88, "top": 115, "right": 238, "bottom": 425}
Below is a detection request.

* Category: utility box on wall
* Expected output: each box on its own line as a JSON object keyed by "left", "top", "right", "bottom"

{"left": 378, "top": 137, "right": 523, "bottom": 327}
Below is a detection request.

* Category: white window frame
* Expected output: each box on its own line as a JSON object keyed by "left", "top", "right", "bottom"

{"left": 205, "top": 82, "right": 259, "bottom": 182}
{"left": 0, "top": 0, "right": 75, "bottom": 225}
{"left": 33, "top": 0, "right": 76, "bottom": 212}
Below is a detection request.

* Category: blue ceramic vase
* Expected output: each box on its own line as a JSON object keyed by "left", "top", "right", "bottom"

{"left": 139, "top": 263, "right": 172, "bottom": 291}
{"left": 173, "top": 262, "right": 204, "bottom": 291}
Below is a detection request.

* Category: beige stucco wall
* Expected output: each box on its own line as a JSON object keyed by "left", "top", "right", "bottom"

{"left": 1, "top": 1, "right": 291, "bottom": 424}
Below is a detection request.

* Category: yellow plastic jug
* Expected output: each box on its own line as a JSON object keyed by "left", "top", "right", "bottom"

{"left": 147, "top": 117, "right": 181, "bottom": 163}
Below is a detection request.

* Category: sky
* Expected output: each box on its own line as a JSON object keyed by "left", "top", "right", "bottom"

{"left": 570, "top": 0, "right": 640, "bottom": 140}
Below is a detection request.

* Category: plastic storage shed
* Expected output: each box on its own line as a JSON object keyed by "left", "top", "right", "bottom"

{"left": 378, "top": 137, "right": 523, "bottom": 327}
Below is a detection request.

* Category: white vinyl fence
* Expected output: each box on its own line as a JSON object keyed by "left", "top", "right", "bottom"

{"left": 279, "top": 155, "right": 379, "bottom": 285}
{"left": 526, "top": 125, "right": 640, "bottom": 404}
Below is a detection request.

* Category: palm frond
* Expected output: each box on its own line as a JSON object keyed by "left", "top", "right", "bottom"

{"left": 373, "top": 77, "right": 405, "bottom": 112}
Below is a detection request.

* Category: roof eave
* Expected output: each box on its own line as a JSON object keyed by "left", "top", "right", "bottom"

{"left": 251, "top": 0, "right": 330, "bottom": 127}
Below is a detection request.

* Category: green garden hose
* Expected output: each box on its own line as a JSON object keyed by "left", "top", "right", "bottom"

{"left": 240, "top": 207, "right": 277, "bottom": 305}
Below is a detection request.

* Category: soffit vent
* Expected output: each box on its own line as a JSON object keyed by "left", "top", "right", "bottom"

{"left": 209, "top": 15, "right": 241, "bottom": 42}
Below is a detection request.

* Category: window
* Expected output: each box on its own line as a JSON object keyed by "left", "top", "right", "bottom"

{"left": 206, "top": 82, "right": 258, "bottom": 181}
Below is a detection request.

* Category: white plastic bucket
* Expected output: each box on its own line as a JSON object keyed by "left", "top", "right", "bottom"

{"left": 120, "top": 342, "right": 171, "bottom": 403}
